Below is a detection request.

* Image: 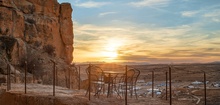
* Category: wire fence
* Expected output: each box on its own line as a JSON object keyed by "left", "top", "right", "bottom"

{"left": 3, "top": 63, "right": 220, "bottom": 105}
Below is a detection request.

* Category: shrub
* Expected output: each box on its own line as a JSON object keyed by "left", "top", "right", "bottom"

{"left": 26, "top": 18, "right": 36, "bottom": 24}
{"left": 43, "top": 44, "right": 55, "bottom": 56}
{"left": 34, "top": 41, "right": 42, "bottom": 48}
{"left": 19, "top": 49, "right": 43, "bottom": 79}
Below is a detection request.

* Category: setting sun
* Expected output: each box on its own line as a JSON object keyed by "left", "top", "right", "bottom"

{"left": 101, "top": 38, "right": 124, "bottom": 61}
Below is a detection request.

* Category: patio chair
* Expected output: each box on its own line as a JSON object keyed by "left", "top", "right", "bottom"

{"left": 103, "top": 72, "right": 122, "bottom": 97}
{"left": 118, "top": 68, "right": 140, "bottom": 99}
{"left": 132, "top": 69, "right": 140, "bottom": 99}
{"left": 85, "top": 65, "right": 105, "bottom": 97}
{"left": 118, "top": 69, "right": 135, "bottom": 98}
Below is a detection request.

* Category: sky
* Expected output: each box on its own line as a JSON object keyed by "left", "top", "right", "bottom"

{"left": 58, "top": 0, "right": 220, "bottom": 64}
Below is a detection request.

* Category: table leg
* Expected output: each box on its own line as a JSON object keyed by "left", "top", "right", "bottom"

{"left": 107, "top": 73, "right": 111, "bottom": 97}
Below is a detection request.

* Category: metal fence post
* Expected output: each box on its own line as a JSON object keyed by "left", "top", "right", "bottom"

{"left": 169, "top": 66, "right": 172, "bottom": 105}
{"left": 152, "top": 71, "right": 154, "bottom": 97}
{"left": 7, "top": 64, "right": 11, "bottom": 91}
{"left": 166, "top": 71, "right": 168, "bottom": 100}
{"left": 51, "top": 60, "right": 56, "bottom": 96}
{"left": 78, "top": 66, "right": 81, "bottom": 90}
{"left": 69, "top": 67, "right": 71, "bottom": 89}
{"left": 56, "top": 65, "right": 58, "bottom": 86}
{"left": 204, "top": 72, "right": 206, "bottom": 105}
{"left": 88, "top": 64, "right": 91, "bottom": 100}
{"left": 25, "top": 61, "right": 27, "bottom": 94}
{"left": 125, "top": 65, "right": 128, "bottom": 105}
{"left": 14, "top": 62, "right": 17, "bottom": 83}
{"left": 32, "top": 64, "right": 35, "bottom": 83}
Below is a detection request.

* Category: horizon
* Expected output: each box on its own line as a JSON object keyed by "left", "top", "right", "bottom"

{"left": 74, "top": 60, "right": 220, "bottom": 66}
{"left": 58, "top": 0, "right": 220, "bottom": 64}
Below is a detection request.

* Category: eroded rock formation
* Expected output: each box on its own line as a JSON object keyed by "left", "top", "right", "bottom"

{"left": 0, "top": 0, "right": 78, "bottom": 89}
{"left": 0, "top": 0, "right": 73, "bottom": 63}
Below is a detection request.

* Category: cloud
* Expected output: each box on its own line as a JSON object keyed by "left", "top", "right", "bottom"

{"left": 98, "top": 12, "right": 117, "bottom": 17}
{"left": 203, "top": 10, "right": 220, "bottom": 17}
{"left": 128, "top": 0, "right": 170, "bottom": 7}
{"left": 203, "top": 9, "right": 220, "bottom": 23}
{"left": 181, "top": 11, "right": 199, "bottom": 17}
{"left": 73, "top": 20, "right": 220, "bottom": 63}
{"left": 74, "top": 1, "right": 111, "bottom": 8}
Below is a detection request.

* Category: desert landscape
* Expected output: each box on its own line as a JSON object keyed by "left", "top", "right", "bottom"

{"left": 1, "top": 63, "right": 220, "bottom": 105}
{"left": 77, "top": 63, "right": 220, "bottom": 105}
{"left": 1, "top": 0, "right": 220, "bottom": 105}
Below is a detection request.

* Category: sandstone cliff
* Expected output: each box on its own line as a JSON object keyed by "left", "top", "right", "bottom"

{"left": 0, "top": 0, "right": 73, "bottom": 64}
{"left": 0, "top": 0, "right": 78, "bottom": 89}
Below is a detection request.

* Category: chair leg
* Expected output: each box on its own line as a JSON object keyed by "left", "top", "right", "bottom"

{"left": 85, "top": 86, "right": 89, "bottom": 96}
{"left": 130, "top": 86, "right": 133, "bottom": 98}
{"left": 85, "top": 84, "right": 92, "bottom": 96}
{"left": 134, "top": 85, "right": 138, "bottom": 99}
{"left": 94, "top": 84, "right": 104, "bottom": 98}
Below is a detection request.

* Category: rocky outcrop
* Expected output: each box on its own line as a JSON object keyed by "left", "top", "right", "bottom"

{"left": 0, "top": 0, "right": 76, "bottom": 89}
{"left": 0, "top": 0, "right": 74, "bottom": 63}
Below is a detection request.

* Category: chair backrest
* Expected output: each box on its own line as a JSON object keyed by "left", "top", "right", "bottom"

{"left": 86, "top": 65, "right": 104, "bottom": 81}
{"left": 132, "top": 69, "right": 140, "bottom": 84}
{"left": 125, "top": 69, "right": 135, "bottom": 83}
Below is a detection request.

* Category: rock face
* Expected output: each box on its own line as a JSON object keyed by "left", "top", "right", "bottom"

{"left": 0, "top": 0, "right": 74, "bottom": 63}
{"left": 0, "top": 0, "right": 77, "bottom": 89}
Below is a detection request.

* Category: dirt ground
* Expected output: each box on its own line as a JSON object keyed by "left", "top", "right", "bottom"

{"left": 78, "top": 63, "right": 220, "bottom": 105}
{"left": 0, "top": 63, "right": 220, "bottom": 105}
{"left": 0, "top": 84, "right": 199, "bottom": 105}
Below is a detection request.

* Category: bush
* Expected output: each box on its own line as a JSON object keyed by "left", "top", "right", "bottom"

{"left": 19, "top": 49, "right": 43, "bottom": 79}
{"left": 26, "top": 18, "right": 36, "bottom": 24}
{"left": 43, "top": 44, "right": 55, "bottom": 56}
{"left": 34, "top": 41, "right": 42, "bottom": 48}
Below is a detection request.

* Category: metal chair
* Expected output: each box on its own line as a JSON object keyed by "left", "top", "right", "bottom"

{"left": 132, "top": 69, "right": 140, "bottom": 99}
{"left": 118, "top": 68, "right": 140, "bottom": 99}
{"left": 118, "top": 69, "right": 135, "bottom": 98}
{"left": 85, "top": 65, "right": 105, "bottom": 97}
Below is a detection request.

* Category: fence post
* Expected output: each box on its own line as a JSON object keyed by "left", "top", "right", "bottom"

{"left": 166, "top": 71, "right": 168, "bottom": 100}
{"left": 204, "top": 72, "right": 206, "bottom": 105}
{"left": 69, "top": 67, "right": 71, "bottom": 89}
{"left": 56, "top": 65, "right": 58, "bottom": 86}
{"left": 14, "top": 62, "right": 17, "bottom": 83}
{"left": 88, "top": 64, "right": 91, "bottom": 100}
{"left": 25, "top": 61, "right": 27, "bottom": 94}
{"left": 51, "top": 60, "right": 56, "bottom": 96}
{"left": 33, "top": 64, "right": 35, "bottom": 83}
{"left": 7, "top": 64, "right": 11, "bottom": 91}
{"left": 169, "top": 66, "right": 172, "bottom": 105}
{"left": 125, "top": 65, "right": 128, "bottom": 105}
{"left": 78, "top": 66, "right": 81, "bottom": 90}
{"left": 152, "top": 71, "right": 154, "bottom": 97}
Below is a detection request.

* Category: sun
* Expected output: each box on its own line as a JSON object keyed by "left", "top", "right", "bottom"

{"left": 101, "top": 38, "right": 123, "bottom": 61}
{"left": 104, "top": 51, "right": 118, "bottom": 59}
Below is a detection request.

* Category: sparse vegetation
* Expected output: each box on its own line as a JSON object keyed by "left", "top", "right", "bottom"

{"left": 43, "top": 44, "right": 55, "bottom": 56}
{"left": 33, "top": 41, "right": 42, "bottom": 48}
{"left": 0, "top": 36, "right": 17, "bottom": 61}
{"left": 26, "top": 18, "right": 36, "bottom": 24}
{"left": 19, "top": 49, "right": 43, "bottom": 79}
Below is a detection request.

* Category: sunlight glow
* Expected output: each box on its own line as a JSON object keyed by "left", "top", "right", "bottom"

{"left": 101, "top": 38, "right": 124, "bottom": 62}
